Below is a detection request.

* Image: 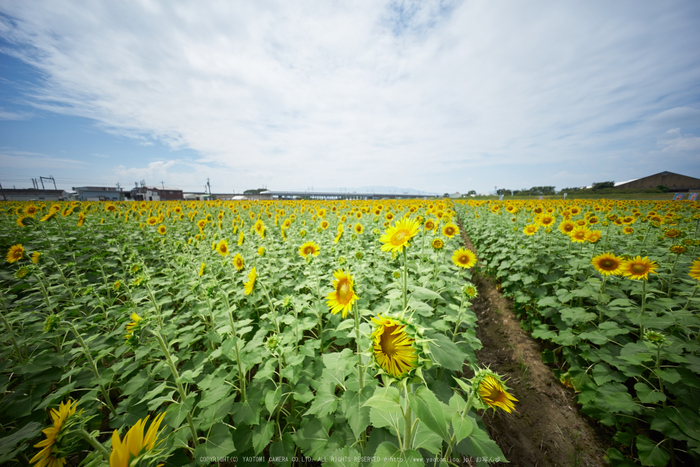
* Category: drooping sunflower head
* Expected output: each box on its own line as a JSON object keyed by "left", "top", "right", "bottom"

{"left": 216, "top": 239, "right": 229, "bottom": 256}
{"left": 591, "top": 253, "right": 623, "bottom": 276}
{"left": 244, "top": 266, "right": 257, "bottom": 295}
{"left": 31, "top": 399, "right": 83, "bottom": 467}
{"left": 326, "top": 269, "right": 359, "bottom": 318}
{"left": 299, "top": 241, "right": 320, "bottom": 259}
{"left": 379, "top": 218, "right": 421, "bottom": 253}
{"left": 109, "top": 412, "right": 166, "bottom": 467}
{"left": 670, "top": 245, "right": 687, "bottom": 255}
{"left": 125, "top": 312, "right": 143, "bottom": 343}
{"left": 452, "top": 248, "right": 477, "bottom": 269}
{"left": 6, "top": 244, "right": 24, "bottom": 263}
{"left": 620, "top": 255, "right": 658, "bottom": 281}
{"left": 371, "top": 315, "right": 419, "bottom": 380}
{"left": 470, "top": 368, "right": 518, "bottom": 413}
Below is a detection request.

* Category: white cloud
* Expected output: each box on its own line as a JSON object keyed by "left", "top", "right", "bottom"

{"left": 0, "top": 107, "right": 33, "bottom": 120}
{"left": 0, "top": 0, "right": 699, "bottom": 192}
{"left": 0, "top": 150, "right": 84, "bottom": 168}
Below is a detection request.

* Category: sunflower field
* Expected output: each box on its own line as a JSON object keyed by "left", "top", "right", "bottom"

{"left": 456, "top": 199, "right": 700, "bottom": 466}
{"left": 1, "top": 199, "right": 513, "bottom": 467}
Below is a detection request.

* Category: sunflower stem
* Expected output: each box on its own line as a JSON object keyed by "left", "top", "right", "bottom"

{"left": 227, "top": 311, "right": 247, "bottom": 402}
{"left": 667, "top": 254, "right": 680, "bottom": 296}
{"left": 353, "top": 302, "right": 365, "bottom": 391}
{"left": 402, "top": 383, "right": 414, "bottom": 451}
{"left": 76, "top": 428, "right": 110, "bottom": 460}
{"left": 145, "top": 283, "right": 164, "bottom": 329}
{"left": 683, "top": 285, "right": 698, "bottom": 311}
{"left": 639, "top": 280, "right": 647, "bottom": 337}
{"left": 402, "top": 248, "right": 408, "bottom": 310}
{"left": 68, "top": 323, "right": 117, "bottom": 416}
{"left": 152, "top": 330, "right": 199, "bottom": 447}
{"left": 0, "top": 305, "right": 25, "bottom": 364}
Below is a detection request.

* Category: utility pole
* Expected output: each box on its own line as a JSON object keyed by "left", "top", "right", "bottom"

{"left": 116, "top": 182, "right": 122, "bottom": 201}
{"left": 206, "top": 178, "right": 211, "bottom": 195}
{"left": 0, "top": 182, "right": 6, "bottom": 201}
{"left": 161, "top": 181, "right": 165, "bottom": 189}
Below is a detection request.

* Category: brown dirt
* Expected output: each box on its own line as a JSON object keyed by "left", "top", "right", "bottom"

{"left": 461, "top": 233, "right": 610, "bottom": 467}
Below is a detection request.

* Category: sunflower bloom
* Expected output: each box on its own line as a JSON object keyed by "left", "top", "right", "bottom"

{"left": 216, "top": 239, "right": 229, "bottom": 256}
{"left": 380, "top": 218, "right": 420, "bottom": 253}
{"left": 476, "top": 374, "right": 518, "bottom": 413}
{"left": 441, "top": 223, "right": 459, "bottom": 238}
{"left": 32, "top": 251, "right": 41, "bottom": 264}
{"left": 689, "top": 258, "right": 700, "bottom": 282}
{"left": 431, "top": 238, "right": 444, "bottom": 250}
{"left": 558, "top": 220, "right": 576, "bottom": 235}
{"left": 31, "top": 400, "right": 81, "bottom": 467}
{"left": 298, "top": 241, "right": 320, "bottom": 259}
{"left": 591, "top": 253, "right": 623, "bottom": 276}
{"left": 198, "top": 263, "right": 205, "bottom": 277}
{"left": 371, "top": 315, "right": 417, "bottom": 379}
{"left": 620, "top": 256, "right": 658, "bottom": 280}
{"left": 109, "top": 412, "right": 166, "bottom": 467}
{"left": 523, "top": 224, "right": 538, "bottom": 236}
{"left": 326, "top": 270, "right": 359, "bottom": 318}
{"left": 232, "top": 253, "right": 244, "bottom": 271}
{"left": 244, "top": 267, "right": 257, "bottom": 295}
{"left": 125, "top": 313, "right": 141, "bottom": 341}
{"left": 570, "top": 226, "right": 589, "bottom": 243}
{"left": 6, "top": 244, "right": 24, "bottom": 263}
{"left": 452, "top": 248, "right": 477, "bottom": 269}
{"left": 157, "top": 225, "right": 166, "bottom": 235}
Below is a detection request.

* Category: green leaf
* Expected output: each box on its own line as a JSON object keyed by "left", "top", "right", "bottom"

{"left": 164, "top": 393, "right": 195, "bottom": 428}
{"left": 193, "top": 423, "right": 235, "bottom": 460}
{"left": 426, "top": 331, "right": 467, "bottom": 371}
{"left": 0, "top": 422, "right": 42, "bottom": 463}
{"left": 636, "top": 435, "right": 670, "bottom": 466}
{"left": 412, "top": 421, "right": 442, "bottom": 454}
{"left": 369, "top": 406, "right": 404, "bottom": 436}
{"left": 537, "top": 295, "right": 558, "bottom": 308}
{"left": 451, "top": 413, "right": 474, "bottom": 443}
{"left": 252, "top": 420, "right": 275, "bottom": 454}
{"left": 364, "top": 386, "right": 401, "bottom": 413}
{"left": 634, "top": 383, "right": 667, "bottom": 405}
{"left": 342, "top": 387, "right": 372, "bottom": 439}
{"left": 305, "top": 392, "right": 338, "bottom": 418}
{"left": 411, "top": 286, "right": 442, "bottom": 301}
{"left": 293, "top": 419, "right": 330, "bottom": 459}
{"left": 408, "top": 386, "right": 451, "bottom": 443}
{"left": 604, "top": 392, "right": 640, "bottom": 414}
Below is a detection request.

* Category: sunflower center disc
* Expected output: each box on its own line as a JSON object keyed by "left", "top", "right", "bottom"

{"left": 600, "top": 259, "right": 615, "bottom": 269}
{"left": 631, "top": 264, "right": 647, "bottom": 274}
{"left": 392, "top": 231, "right": 407, "bottom": 244}
{"left": 380, "top": 325, "right": 398, "bottom": 357}
{"left": 338, "top": 280, "right": 351, "bottom": 303}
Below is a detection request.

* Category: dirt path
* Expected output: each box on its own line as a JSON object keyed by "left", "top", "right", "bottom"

{"left": 460, "top": 232, "right": 610, "bottom": 467}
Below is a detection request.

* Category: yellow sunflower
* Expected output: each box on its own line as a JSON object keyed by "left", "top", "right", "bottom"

{"left": 157, "top": 225, "right": 166, "bottom": 235}
{"left": 558, "top": 220, "right": 576, "bottom": 235}
{"left": 109, "top": 412, "right": 166, "bottom": 467}
{"left": 326, "top": 270, "right": 359, "bottom": 318}
{"left": 591, "top": 253, "right": 623, "bottom": 276}
{"left": 244, "top": 267, "right": 257, "bottom": 295}
{"left": 570, "top": 226, "right": 589, "bottom": 243}
{"left": 586, "top": 230, "right": 602, "bottom": 243}
{"left": 473, "top": 372, "right": 517, "bottom": 413}
{"left": 198, "top": 262, "right": 205, "bottom": 277}
{"left": 441, "top": 223, "right": 459, "bottom": 238}
{"left": 371, "top": 315, "right": 417, "bottom": 379}
{"left": 32, "top": 251, "right": 41, "bottom": 264}
{"left": 689, "top": 258, "right": 700, "bottom": 282}
{"left": 31, "top": 400, "right": 81, "bottom": 467}
{"left": 125, "top": 313, "right": 142, "bottom": 341}
{"left": 379, "top": 218, "right": 420, "bottom": 253}
{"left": 147, "top": 216, "right": 158, "bottom": 226}
{"left": 6, "top": 244, "right": 25, "bottom": 263}
{"left": 237, "top": 232, "right": 244, "bottom": 246}
{"left": 452, "top": 248, "right": 477, "bottom": 269}
{"left": 523, "top": 224, "right": 539, "bottom": 236}
{"left": 424, "top": 219, "right": 436, "bottom": 231}
{"left": 354, "top": 223, "right": 364, "bottom": 235}
{"left": 622, "top": 226, "right": 634, "bottom": 235}
{"left": 232, "top": 253, "right": 244, "bottom": 271}
{"left": 620, "top": 256, "right": 658, "bottom": 280}
{"left": 298, "top": 241, "right": 320, "bottom": 259}
{"left": 431, "top": 238, "right": 444, "bottom": 250}
{"left": 216, "top": 239, "right": 229, "bottom": 256}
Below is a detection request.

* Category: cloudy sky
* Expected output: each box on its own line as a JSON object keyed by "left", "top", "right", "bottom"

{"left": 1, "top": 0, "right": 699, "bottom": 195}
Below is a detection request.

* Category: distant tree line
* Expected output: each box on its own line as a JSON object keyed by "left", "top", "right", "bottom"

{"left": 243, "top": 188, "right": 268, "bottom": 195}
{"left": 487, "top": 180, "right": 672, "bottom": 197}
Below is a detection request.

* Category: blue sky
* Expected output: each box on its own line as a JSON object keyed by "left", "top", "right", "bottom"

{"left": 1, "top": 0, "right": 699, "bottom": 194}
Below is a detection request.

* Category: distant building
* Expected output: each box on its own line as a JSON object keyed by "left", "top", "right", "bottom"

{"left": 131, "top": 186, "right": 184, "bottom": 201}
{"left": 73, "top": 186, "right": 124, "bottom": 201}
{"left": 614, "top": 171, "right": 700, "bottom": 192}
{"left": 1, "top": 188, "right": 65, "bottom": 201}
